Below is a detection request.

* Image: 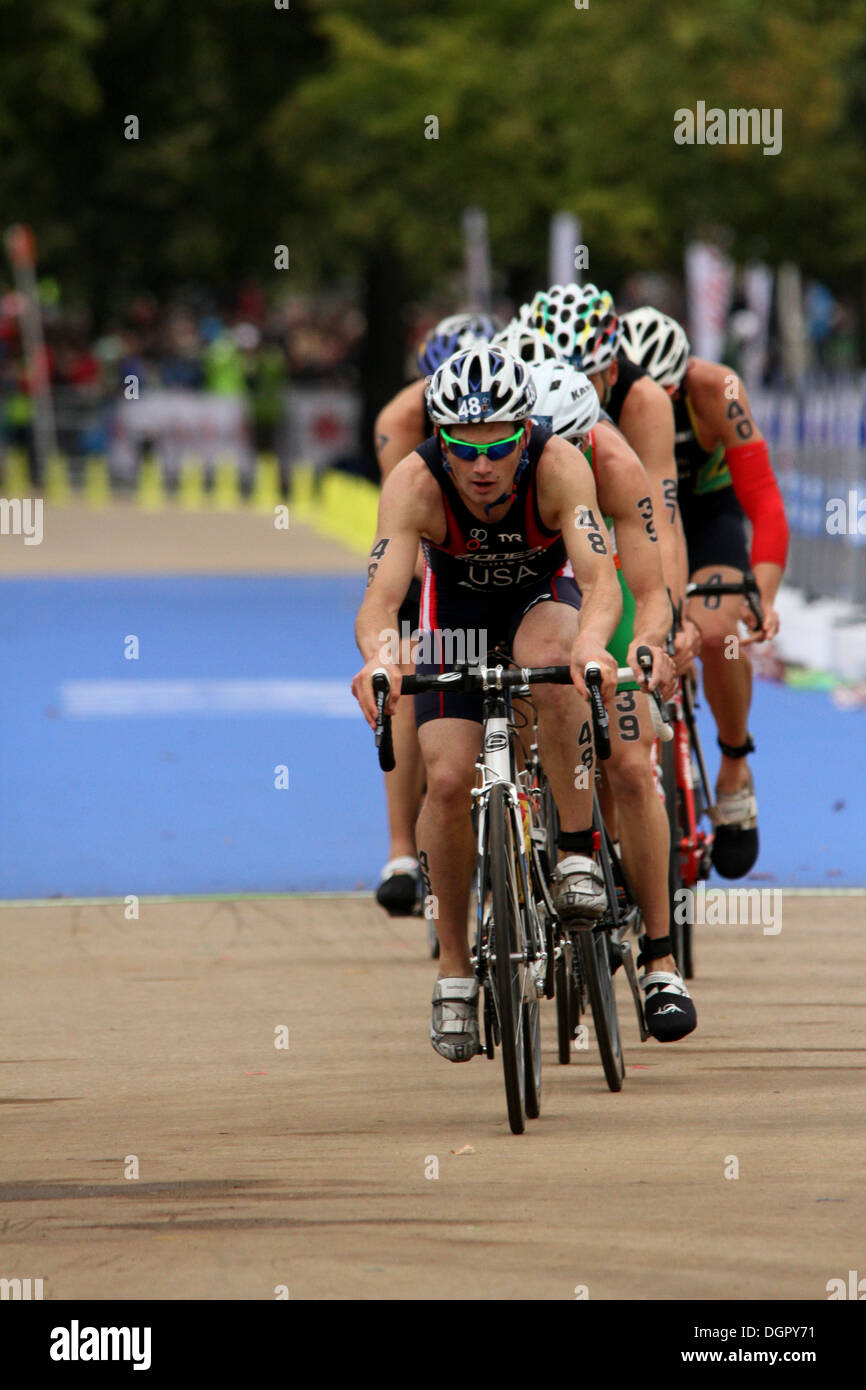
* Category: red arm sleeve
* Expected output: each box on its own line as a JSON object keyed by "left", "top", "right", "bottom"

{"left": 724, "top": 439, "right": 789, "bottom": 568}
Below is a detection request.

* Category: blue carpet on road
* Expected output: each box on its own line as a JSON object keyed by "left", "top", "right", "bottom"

{"left": 1, "top": 575, "right": 864, "bottom": 896}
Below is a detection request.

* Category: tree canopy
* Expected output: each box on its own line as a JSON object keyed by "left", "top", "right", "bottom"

{"left": 2, "top": 0, "right": 865, "bottom": 316}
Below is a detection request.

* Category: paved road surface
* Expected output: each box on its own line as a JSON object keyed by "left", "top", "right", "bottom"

{"left": 2, "top": 894, "right": 863, "bottom": 1300}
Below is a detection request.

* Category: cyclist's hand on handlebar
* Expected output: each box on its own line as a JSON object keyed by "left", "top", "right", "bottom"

{"left": 570, "top": 639, "right": 618, "bottom": 702}
{"left": 351, "top": 658, "right": 403, "bottom": 730}
{"left": 739, "top": 597, "right": 778, "bottom": 645}
{"left": 627, "top": 640, "right": 676, "bottom": 701}
{"left": 673, "top": 617, "right": 702, "bottom": 675}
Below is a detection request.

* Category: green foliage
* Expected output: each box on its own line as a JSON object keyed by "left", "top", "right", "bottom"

{"left": 1, "top": 0, "right": 865, "bottom": 313}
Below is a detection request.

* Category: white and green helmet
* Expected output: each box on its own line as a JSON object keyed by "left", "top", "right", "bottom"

{"left": 490, "top": 322, "right": 563, "bottom": 368}
{"left": 530, "top": 282, "right": 621, "bottom": 374}
{"left": 530, "top": 359, "right": 600, "bottom": 441}
{"left": 620, "top": 306, "right": 690, "bottom": 388}
{"left": 425, "top": 343, "right": 537, "bottom": 425}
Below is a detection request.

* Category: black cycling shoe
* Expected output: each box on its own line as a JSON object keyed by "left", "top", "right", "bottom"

{"left": 711, "top": 740, "right": 759, "bottom": 879}
{"left": 636, "top": 932, "right": 697, "bottom": 1042}
{"left": 712, "top": 824, "right": 759, "bottom": 879}
{"left": 642, "top": 970, "right": 698, "bottom": 1041}
{"left": 375, "top": 857, "right": 422, "bottom": 916}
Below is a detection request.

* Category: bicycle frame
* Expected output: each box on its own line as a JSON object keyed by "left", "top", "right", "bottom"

{"left": 471, "top": 669, "right": 546, "bottom": 997}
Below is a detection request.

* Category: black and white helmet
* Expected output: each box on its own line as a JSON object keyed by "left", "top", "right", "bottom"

{"left": 490, "top": 322, "right": 563, "bottom": 368}
{"left": 531, "top": 360, "right": 600, "bottom": 441}
{"left": 425, "top": 344, "right": 537, "bottom": 425}
{"left": 620, "top": 307, "right": 690, "bottom": 388}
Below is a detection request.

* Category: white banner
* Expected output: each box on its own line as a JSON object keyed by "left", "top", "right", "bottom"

{"left": 111, "top": 390, "right": 254, "bottom": 481}
{"left": 685, "top": 240, "right": 734, "bottom": 362}
{"left": 742, "top": 261, "right": 774, "bottom": 388}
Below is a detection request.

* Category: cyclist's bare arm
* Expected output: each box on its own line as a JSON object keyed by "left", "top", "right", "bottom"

{"left": 593, "top": 424, "right": 671, "bottom": 643}
{"left": 615, "top": 379, "right": 689, "bottom": 603}
{"left": 688, "top": 360, "right": 787, "bottom": 639}
{"left": 374, "top": 381, "right": 428, "bottom": 583}
{"left": 374, "top": 380, "right": 427, "bottom": 481}
{"left": 592, "top": 424, "right": 675, "bottom": 692}
{"left": 537, "top": 434, "right": 622, "bottom": 699}
{"left": 353, "top": 453, "right": 439, "bottom": 725}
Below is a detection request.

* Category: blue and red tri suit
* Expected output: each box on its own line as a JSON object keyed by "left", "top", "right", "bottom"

{"left": 413, "top": 425, "right": 583, "bottom": 726}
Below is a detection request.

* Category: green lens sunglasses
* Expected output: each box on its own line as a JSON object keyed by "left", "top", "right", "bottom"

{"left": 439, "top": 427, "right": 525, "bottom": 462}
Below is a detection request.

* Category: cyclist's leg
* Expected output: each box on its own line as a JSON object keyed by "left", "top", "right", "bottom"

{"left": 376, "top": 581, "right": 426, "bottom": 913}
{"left": 683, "top": 492, "right": 758, "bottom": 877}
{"left": 415, "top": 717, "right": 480, "bottom": 979}
{"left": 416, "top": 714, "right": 484, "bottom": 1063}
{"left": 687, "top": 562, "right": 752, "bottom": 782}
{"left": 603, "top": 689, "right": 670, "bottom": 949}
{"left": 509, "top": 582, "right": 604, "bottom": 919}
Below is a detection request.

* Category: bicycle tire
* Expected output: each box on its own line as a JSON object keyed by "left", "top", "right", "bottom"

{"left": 555, "top": 940, "right": 573, "bottom": 1064}
{"left": 660, "top": 734, "right": 688, "bottom": 975}
{"left": 578, "top": 928, "right": 624, "bottom": 1092}
{"left": 523, "top": 1000, "right": 542, "bottom": 1118}
{"left": 488, "top": 782, "right": 528, "bottom": 1134}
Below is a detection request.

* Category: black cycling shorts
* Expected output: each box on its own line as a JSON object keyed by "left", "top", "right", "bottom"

{"left": 414, "top": 573, "right": 581, "bottom": 727}
{"left": 398, "top": 577, "right": 422, "bottom": 629}
{"left": 679, "top": 487, "right": 749, "bottom": 576}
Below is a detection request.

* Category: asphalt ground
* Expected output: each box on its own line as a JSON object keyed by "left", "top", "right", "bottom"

{"left": 1, "top": 893, "right": 863, "bottom": 1301}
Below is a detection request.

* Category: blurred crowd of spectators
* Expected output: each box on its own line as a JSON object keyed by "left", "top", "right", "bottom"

{"left": 1, "top": 270, "right": 860, "bottom": 482}
{"left": 0, "top": 281, "right": 367, "bottom": 471}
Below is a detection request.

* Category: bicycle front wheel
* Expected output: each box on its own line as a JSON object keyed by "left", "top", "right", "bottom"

{"left": 488, "top": 783, "right": 531, "bottom": 1134}
{"left": 578, "top": 928, "right": 624, "bottom": 1092}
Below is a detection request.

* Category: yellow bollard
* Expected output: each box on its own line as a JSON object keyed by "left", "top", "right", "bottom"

{"left": 178, "top": 455, "right": 206, "bottom": 510}
{"left": 252, "top": 452, "right": 281, "bottom": 513}
{"left": 289, "top": 461, "right": 316, "bottom": 523}
{"left": 137, "top": 453, "right": 165, "bottom": 511}
{"left": 211, "top": 455, "right": 241, "bottom": 511}
{"left": 45, "top": 452, "right": 71, "bottom": 504}
{"left": 84, "top": 455, "right": 110, "bottom": 509}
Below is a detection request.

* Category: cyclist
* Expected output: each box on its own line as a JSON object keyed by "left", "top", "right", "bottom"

{"left": 620, "top": 307, "right": 789, "bottom": 877}
{"left": 532, "top": 358, "right": 696, "bottom": 1039}
{"left": 353, "top": 343, "right": 635, "bottom": 1062}
{"left": 372, "top": 312, "right": 500, "bottom": 914}
{"left": 530, "top": 284, "right": 699, "bottom": 678}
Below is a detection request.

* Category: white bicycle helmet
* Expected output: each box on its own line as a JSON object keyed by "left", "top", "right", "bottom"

{"left": 620, "top": 306, "right": 690, "bottom": 388}
{"left": 490, "top": 322, "right": 563, "bottom": 368}
{"left": 426, "top": 344, "right": 537, "bottom": 425}
{"left": 530, "top": 360, "right": 600, "bottom": 441}
{"left": 530, "top": 282, "right": 621, "bottom": 374}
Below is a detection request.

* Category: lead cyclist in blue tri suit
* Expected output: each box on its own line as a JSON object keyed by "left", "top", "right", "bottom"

{"left": 371, "top": 313, "right": 500, "bottom": 915}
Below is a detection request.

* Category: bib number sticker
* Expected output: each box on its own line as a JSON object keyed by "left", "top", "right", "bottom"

{"left": 457, "top": 392, "right": 492, "bottom": 421}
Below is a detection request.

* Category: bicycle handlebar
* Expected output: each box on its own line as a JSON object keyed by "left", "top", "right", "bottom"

{"left": 371, "top": 668, "right": 395, "bottom": 772}
{"left": 371, "top": 646, "right": 670, "bottom": 770}
{"left": 686, "top": 569, "right": 766, "bottom": 636}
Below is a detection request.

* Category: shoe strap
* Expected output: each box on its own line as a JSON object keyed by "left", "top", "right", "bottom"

{"left": 642, "top": 970, "right": 690, "bottom": 998}
{"left": 381, "top": 855, "right": 419, "bottom": 879}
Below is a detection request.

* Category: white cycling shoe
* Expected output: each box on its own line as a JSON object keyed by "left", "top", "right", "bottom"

{"left": 552, "top": 854, "right": 606, "bottom": 924}
{"left": 430, "top": 977, "right": 481, "bottom": 1063}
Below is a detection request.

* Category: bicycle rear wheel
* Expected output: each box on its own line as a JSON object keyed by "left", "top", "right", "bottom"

{"left": 488, "top": 783, "right": 529, "bottom": 1134}
{"left": 578, "top": 928, "right": 624, "bottom": 1092}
